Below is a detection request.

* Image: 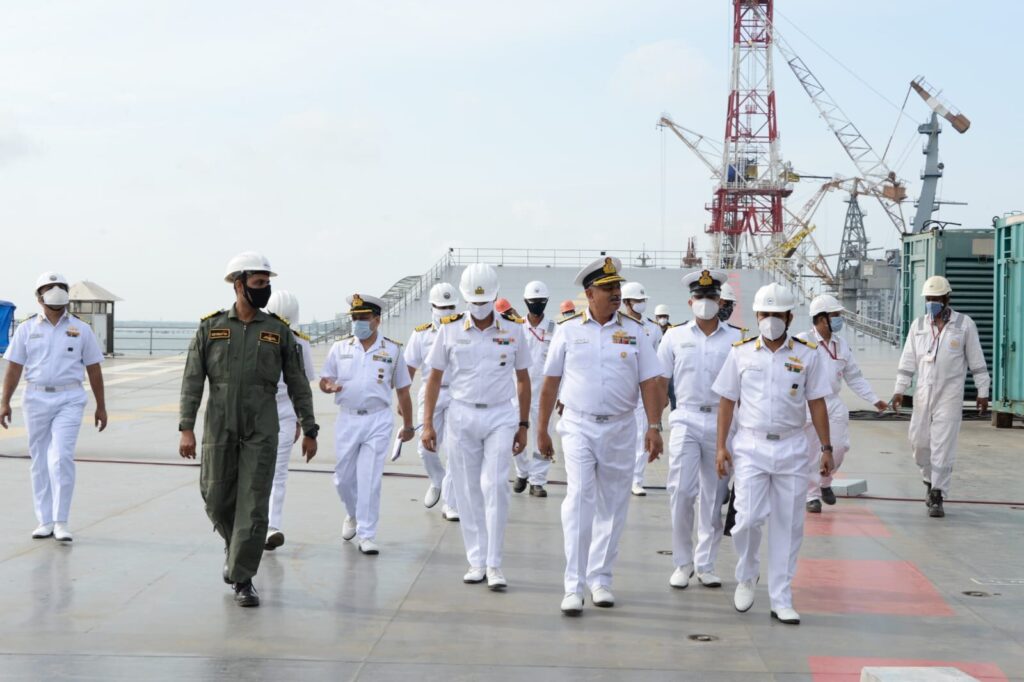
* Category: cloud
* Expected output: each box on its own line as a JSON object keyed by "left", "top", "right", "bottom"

{"left": 277, "top": 109, "right": 383, "bottom": 166}
{"left": 609, "top": 40, "right": 712, "bottom": 105}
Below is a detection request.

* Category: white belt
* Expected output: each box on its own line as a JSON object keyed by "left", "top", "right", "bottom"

{"left": 680, "top": 404, "right": 717, "bottom": 414}
{"left": 740, "top": 426, "right": 803, "bottom": 441}
{"left": 26, "top": 383, "right": 82, "bottom": 393}
{"left": 452, "top": 399, "right": 511, "bottom": 410}
{"left": 339, "top": 404, "right": 389, "bottom": 416}
{"left": 563, "top": 407, "right": 633, "bottom": 424}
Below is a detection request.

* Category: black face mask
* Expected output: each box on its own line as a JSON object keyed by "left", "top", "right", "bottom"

{"left": 717, "top": 301, "right": 734, "bottom": 322}
{"left": 526, "top": 299, "right": 547, "bottom": 316}
{"left": 243, "top": 280, "right": 272, "bottom": 309}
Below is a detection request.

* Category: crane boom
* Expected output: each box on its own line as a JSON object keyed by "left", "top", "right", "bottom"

{"left": 657, "top": 116, "right": 722, "bottom": 177}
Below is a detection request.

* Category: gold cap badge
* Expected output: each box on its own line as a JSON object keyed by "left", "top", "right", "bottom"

{"left": 474, "top": 286, "right": 484, "bottom": 295}
{"left": 352, "top": 294, "right": 364, "bottom": 307}
{"left": 602, "top": 257, "right": 617, "bottom": 275}
{"left": 698, "top": 270, "right": 713, "bottom": 287}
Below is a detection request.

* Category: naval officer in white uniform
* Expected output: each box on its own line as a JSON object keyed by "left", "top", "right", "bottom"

{"left": 537, "top": 257, "right": 664, "bottom": 616}
{"left": 620, "top": 281, "right": 663, "bottom": 497}
{"left": 512, "top": 280, "right": 555, "bottom": 498}
{"left": 1, "top": 272, "right": 107, "bottom": 542}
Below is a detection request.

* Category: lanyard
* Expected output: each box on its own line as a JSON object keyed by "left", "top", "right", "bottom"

{"left": 528, "top": 325, "right": 545, "bottom": 343}
{"left": 821, "top": 338, "right": 838, "bottom": 361}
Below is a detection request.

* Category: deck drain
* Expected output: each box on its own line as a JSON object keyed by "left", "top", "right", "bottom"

{"left": 688, "top": 634, "right": 718, "bottom": 643}
{"left": 656, "top": 550, "right": 673, "bottom": 556}
{"left": 963, "top": 590, "right": 991, "bottom": 598}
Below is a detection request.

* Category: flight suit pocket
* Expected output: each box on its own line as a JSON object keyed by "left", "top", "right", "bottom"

{"left": 257, "top": 341, "right": 282, "bottom": 384}
{"left": 207, "top": 339, "right": 231, "bottom": 381}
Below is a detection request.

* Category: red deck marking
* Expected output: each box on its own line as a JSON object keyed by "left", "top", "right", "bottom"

{"left": 804, "top": 505, "right": 891, "bottom": 537}
{"left": 793, "top": 559, "right": 953, "bottom": 616}
{"left": 809, "top": 656, "right": 1008, "bottom": 681}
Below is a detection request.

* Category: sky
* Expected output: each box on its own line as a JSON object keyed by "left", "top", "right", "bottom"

{"left": 1, "top": 0, "right": 1019, "bottom": 321}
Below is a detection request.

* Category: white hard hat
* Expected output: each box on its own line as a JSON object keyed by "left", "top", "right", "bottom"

{"left": 922, "top": 275, "right": 952, "bottom": 297}
{"left": 654, "top": 304, "right": 670, "bottom": 317}
{"left": 809, "top": 294, "right": 844, "bottom": 318}
{"left": 459, "top": 263, "right": 500, "bottom": 304}
{"left": 429, "top": 282, "right": 458, "bottom": 307}
{"left": 752, "top": 282, "right": 796, "bottom": 313}
{"left": 35, "top": 271, "right": 68, "bottom": 292}
{"left": 523, "top": 280, "right": 549, "bottom": 299}
{"left": 719, "top": 282, "right": 737, "bottom": 302}
{"left": 266, "top": 290, "right": 299, "bottom": 324}
{"left": 620, "top": 281, "right": 648, "bottom": 300}
{"left": 224, "top": 251, "right": 276, "bottom": 283}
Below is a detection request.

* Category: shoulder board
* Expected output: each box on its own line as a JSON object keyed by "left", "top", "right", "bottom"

{"left": 292, "top": 329, "right": 311, "bottom": 341}
{"left": 727, "top": 323, "right": 743, "bottom": 331}
{"left": 201, "top": 309, "right": 226, "bottom": 321}
{"left": 267, "top": 311, "right": 289, "bottom": 324}
{"left": 620, "top": 311, "right": 642, "bottom": 323}
{"left": 414, "top": 321, "right": 433, "bottom": 332}
{"left": 558, "top": 311, "right": 582, "bottom": 324}
{"left": 384, "top": 336, "right": 403, "bottom": 347}
{"left": 339, "top": 334, "right": 354, "bottom": 341}
{"left": 441, "top": 313, "right": 464, "bottom": 324}
{"left": 508, "top": 314, "right": 524, "bottom": 324}
{"left": 25, "top": 313, "right": 38, "bottom": 320}
{"left": 647, "top": 317, "right": 658, "bottom": 325}
{"left": 69, "top": 313, "right": 85, "bottom": 321}
{"left": 732, "top": 336, "right": 757, "bottom": 347}
{"left": 793, "top": 336, "right": 818, "bottom": 349}
{"left": 668, "top": 321, "right": 689, "bottom": 329}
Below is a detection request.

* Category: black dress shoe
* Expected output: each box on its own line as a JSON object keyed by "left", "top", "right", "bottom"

{"left": 234, "top": 581, "right": 260, "bottom": 607}
{"left": 223, "top": 564, "right": 232, "bottom": 585}
{"left": 529, "top": 485, "right": 548, "bottom": 498}
{"left": 820, "top": 487, "right": 836, "bottom": 505}
{"left": 927, "top": 489, "right": 945, "bottom": 518}
{"left": 924, "top": 480, "right": 932, "bottom": 506}
{"left": 513, "top": 477, "right": 528, "bottom": 494}
{"left": 806, "top": 499, "right": 822, "bottom": 513}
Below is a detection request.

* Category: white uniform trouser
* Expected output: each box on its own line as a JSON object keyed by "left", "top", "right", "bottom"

{"left": 446, "top": 401, "right": 517, "bottom": 568}
{"left": 632, "top": 404, "right": 648, "bottom": 486}
{"left": 23, "top": 388, "right": 87, "bottom": 526}
{"left": 512, "top": 403, "right": 552, "bottom": 485}
{"left": 332, "top": 408, "right": 393, "bottom": 541}
{"left": 417, "top": 387, "right": 458, "bottom": 512}
{"left": 908, "top": 384, "right": 962, "bottom": 494}
{"left": 803, "top": 412, "right": 850, "bottom": 501}
{"left": 730, "top": 427, "right": 808, "bottom": 610}
{"left": 269, "top": 409, "right": 297, "bottom": 531}
{"left": 558, "top": 408, "right": 636, "bottom": 594}
{"left": 666, "top": 408, "right": 729, "bottom": 573}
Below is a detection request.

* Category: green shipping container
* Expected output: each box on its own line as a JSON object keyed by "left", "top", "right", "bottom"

{"left": 900, "top": 228, "right": 995, "bottom": 401}
{"left": 993, "top": 213, "right": 1024, "bottom": 426}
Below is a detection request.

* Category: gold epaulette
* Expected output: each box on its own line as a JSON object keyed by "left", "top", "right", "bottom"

{"left": 558, "top": 311, "right": 582, "bottom": 324}
{"left": 293, "top": 329, "right": 311, "bottom": 341}
{"left": 385, "top": 336, "right": 403, "bottom": 346}
{"left": 267, "top": 311, "right": 288, "bottom": 324}
{"left": 441, "top": 313, "right": 464, "bottom": 324}
{"left": 414, "top": 321, "right": 433, "bottom": 332}
{"left": 732, "top": 336, "right": 757, "bottom": 347}
{"left": 508, "top": 314, "right": 524, "bottom": 324}
{"left": 620, "top": 310, "right": 642, "bottom": 323}
{"left": 793, "top": 336, "right": 818, "bottom": 349}
{"left": 201, "top": 309, "right": 226, "bottom": 321}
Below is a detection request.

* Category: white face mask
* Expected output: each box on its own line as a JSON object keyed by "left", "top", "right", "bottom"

{"left": 41, "top": 288, "right": 70, "bottom": 306}
{"left": 758, "top": 316, "right": 787, "bottom": 341}
{"left": 631, "top": 301, "right": 647, "bottom": 314}
{"left": 691, "top": 299, "right": 719, "bottom": 321}
{"left": 470, "top": 302, "right": 494, "bottom": 320}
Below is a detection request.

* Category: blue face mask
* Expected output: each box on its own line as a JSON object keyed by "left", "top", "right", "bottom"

{"left": 925, "top": 302, "right": 945, "bottom": 319}
{"left": 828, "top": 317, "right": 844, "bottom": 333}
{"left": 353, "top": 319, "right": 373, "bottom": 340}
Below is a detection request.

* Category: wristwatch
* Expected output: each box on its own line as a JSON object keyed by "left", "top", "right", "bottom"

{"left": 648, "top": 423, "right": 663, "bottom": 433}
{"left": 304, "top": 424, "right": 320, "bottom": 439}
{"left": 821, "top": 444, "right": 833, "bottom": 453}
{"left": 518, "top": 421, "right": 530, "bottom": 429}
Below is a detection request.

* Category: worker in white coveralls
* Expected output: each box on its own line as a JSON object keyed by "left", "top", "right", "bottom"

{"left": 799, "top": 294, "right": 888, "bottom": 514}
{"left": 1, "top": 271, "right": 107, "bottom": 542}
{"left": 320, "top": 294, "right": 415, "bottom": 555}
{"left": 658, "top": 269, "right": 742, "bottom": 590}
{"left": 619, "top": 281, "right": 664, "bottom": 497}
{"left": 713, "top": 282, "right": 833, "bottom": 626}
{"left": 420, "top": 264, "right": 532, "bottom": 591}
{"left": 263, "top": 290, "right": 317, "bottom": 551}
{"left": 404, "top": 282, "right": 461, "bottom": 521}
{"left": 891, "top": 275, "right": 989, "bottom": 518}
{"left": 536, "top": 257, "right": 664, "bottom": 616}
{"left": 512, "top": 280, "right": 555, "bottom": 499}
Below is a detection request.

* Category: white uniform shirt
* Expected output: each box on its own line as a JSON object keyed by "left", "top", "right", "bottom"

{"left": 523, "top": 315, "right": 556, "bottom": 406}
{"left": 797, "top": 328, "right": 879, "bottom": 420}
{"left": 658, "top": 320, "right": 742, "bottom": 412}
{"left": 712, "top": 334, "right": 831, "bottom": 433}
{"left": 544, "top": 309, "right": 662, "bottom": 416}
{"left": 894, "top": 310, "right": 990, "bottom": 399}
{"left": 321, "top": 334, "right": 411, "bottom": 410}
{"left": 276, "top": 332, "right": 317, "bottom": 417}
{"left": 3, "top": 312, "right": 104, "bottom": 386}
{"left": 424, "top": 313, "right": 531, "bottom": 406}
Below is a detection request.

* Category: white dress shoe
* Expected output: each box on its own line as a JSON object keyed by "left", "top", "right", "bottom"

{"left": 560, "top": 592, "right": 584, "bottom": 616}
{"left": 590, "top": 585, "right": 615, "bottom": 608}
{"left": 442, "top": 505, "right": 460, "bottom": 522}
{"left": 697, "top": 571, "right": 722, "bottom": 588}
{"left": 32, "top": 523, "right": 54, "bottom": 539}
{"left": 734, "top": 580, "right": 756, "bottom": 612}
{"left": 631, "top": 483, "right": 646, "bottom": 497}
{"left": 669, "top": 565, "right": 694, "bottom": 589}
{"left": 53, "top": 523, "right": 73, "bottom": 542}
{"left": 358, "top": 539, "right": 379, "bottom": 555}
{"left": 342, "top": 516, "right": 357, "bottom": 541}
{"left": 486, "top": 567, "right": 507, "bottom": 591}
{"left": 771, "top": 607, "right": 801, "bottom": 624}
{"left": 463, "top": 566, "right": 486, "bottom": 584}
{"left": 424, "top": 485, "right": 441, "bottom": 509}
{"left": 264, "top": 529, "right": 285, "bottom": 550}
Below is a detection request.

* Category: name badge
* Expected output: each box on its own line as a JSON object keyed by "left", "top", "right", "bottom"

{"left": 259, "top": 331, "right": 280, "bottom": 344}
{"left": 679, "top": 342, "right": 695, "bottom": 349}
{"left": 209, "top": 328, "right": 231, "bottom": 340}
{"left": 456, "top": 339, "right": 471, "bottom": 345}
{"left": 29, "top": 333, "right": 43, "bottom": 339}
{"left": 339, "top": 354, "right": 353, "bottom": 359}
{"left": 573, "top": 338, "right": 589, "bottom": 344}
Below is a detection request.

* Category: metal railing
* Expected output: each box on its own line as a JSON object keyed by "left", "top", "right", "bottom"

{"left": 448, "top": 247, "right": 712, "bottom": 270}
{"left": 844, "top": 309, "right": 901, "bottom": 346}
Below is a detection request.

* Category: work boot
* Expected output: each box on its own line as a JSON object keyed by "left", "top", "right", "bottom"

{"left": 529, "top": 484, "right": 547, "bottom": 498}
{"left": 821, "top": 487, "right": 837, "bottom": 505}
{"left": 927, "top": 489, "right": 945, "bottom": 518}
{"left": 806, "top": 499, "right": 822, "bottom": 513}
{"left": 513, "top": 476, "right": 528, "bottom": 494}
{"left": 233, "top": 581, "right": 260, "bottom": 607}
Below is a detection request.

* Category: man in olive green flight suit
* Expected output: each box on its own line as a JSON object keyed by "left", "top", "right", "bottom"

{"left": 179, "top": 251, "right": 319, "bottom": 608}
